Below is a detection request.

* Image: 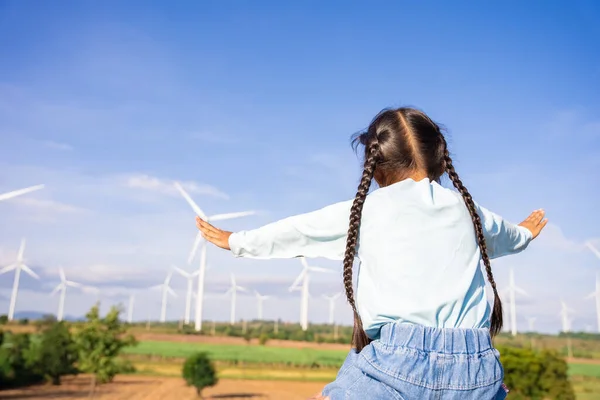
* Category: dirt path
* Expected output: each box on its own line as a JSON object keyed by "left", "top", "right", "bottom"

{"left": 0, "top": 375, "right": 325, "bottom": 400}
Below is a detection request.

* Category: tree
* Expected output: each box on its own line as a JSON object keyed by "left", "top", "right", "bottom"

{"left": 498, "top": 345, "right": 575, "bottom": 400}
{"left": 32, "top": 321, "right": 78, "bottom": 384}
{"left": 182, "top": 352, "right": 218, "bottom": 398}
{"left": 74, "top": 304, "right": 137, "bottom": 396}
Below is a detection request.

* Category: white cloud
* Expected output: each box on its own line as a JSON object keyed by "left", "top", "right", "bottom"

{"left": 11, "top": 197, "right": 87, "bottom": 214}
{"left": 535, "top": 223, "right": 587, "bottom": 253}
{"left": 42, "top": 140, "right": 73, "bottom": 151}
{"left": 124, "top": 174, "right": 229, "bottom": 200}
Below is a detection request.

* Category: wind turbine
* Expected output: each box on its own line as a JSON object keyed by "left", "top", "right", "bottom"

{"left": 149, "top": 270, "right": 177, "bottom": 323}
{"left": 254, "top": 290, "right": 270, "bottom": 320}
{"left": 502, "top": 268, "right": 528, "bottom": 336}
{"left": 0, "top": 239, "right": 39, "bottom": 321}
{"left": 226, "top": 273, "right": 247, "bottom": 325}
{"left": 174, "top": 266, "right": 200, "bottom": 325}
{"left": 586, "top": 241, "right": 600, "bottom": 260}
{"left": 322, "top": 292, "right": 342, "bottom": 325}
{"left": 289, "top": 258, "right": 335, "bottom": 331}
{"left": 50, "top": 268, "right": 83, "bottom": 321}
{"left": 0, "top": 184, "right": 44, "bottom": 202}
{"left": 560, "top": 300, "right": 575, "bottom": 332}
{"left": 174, "top": 181, "right": 255, "bottom": 332}
{"left": 586, "top": 273, "right": 600, "bottom": 333}
{"left": 527, "top": 317, "right": 537, "bottom": 332}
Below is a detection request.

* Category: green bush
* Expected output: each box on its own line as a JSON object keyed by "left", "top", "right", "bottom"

{"left": 498, "top": 345, "right": 575, "bottom": 400}
{"left": 0, "top": 315, "right": 7, "bottom": 325}
{"left": 258, "top": 333, "right": 269, "bottom": 346}
{"left": 182, "top": 352, "right": 218, "bottom": 398}
{"left": 31, "top": 321, "right": 78, "bottom": 384}
{"left": 74, "top": 304, "right": 137, "bottom": 394}
{"left": 0, "top": 332, "right": 44, "bottom": 388}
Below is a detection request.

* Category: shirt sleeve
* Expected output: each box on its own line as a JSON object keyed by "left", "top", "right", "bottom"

{"left": 474, "top": 202, "right": 533, "bottom": 259}
{"left": 228, "top": 200, "right": 353, "bottom": 260}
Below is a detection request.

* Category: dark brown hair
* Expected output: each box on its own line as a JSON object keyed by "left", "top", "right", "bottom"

{"left": 345, "top": 107, "right": 502, "bottom": 351}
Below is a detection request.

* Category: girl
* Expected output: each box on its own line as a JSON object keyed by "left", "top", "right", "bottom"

{"left": 195, "top": 107, "right": 547, "bottom": 399}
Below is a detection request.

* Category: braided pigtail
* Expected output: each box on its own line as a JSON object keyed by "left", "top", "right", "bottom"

{"left": 442, "top": 138, "right": 503, "bottom": 336}
{"left": 344, "top": 136, "right": 381, "bottom": 351}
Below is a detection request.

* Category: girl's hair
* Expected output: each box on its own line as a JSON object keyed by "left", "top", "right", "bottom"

{"left": 345, "top": 107, "right": 502, "bottom": 351}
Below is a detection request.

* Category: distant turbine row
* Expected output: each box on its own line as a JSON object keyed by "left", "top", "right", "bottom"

{"left": 505, "top": 240, "right": 600, "bottom": 335}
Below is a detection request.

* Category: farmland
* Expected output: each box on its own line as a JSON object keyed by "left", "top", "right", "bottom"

{"left": 4, "top": 322, "right": 600, "bottom": 398}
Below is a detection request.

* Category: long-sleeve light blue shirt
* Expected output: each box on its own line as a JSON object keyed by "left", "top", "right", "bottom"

{"left": 228, "top": 178, "right": 532, "bottom": 339}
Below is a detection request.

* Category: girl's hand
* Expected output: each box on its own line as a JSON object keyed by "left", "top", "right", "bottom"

{"left": 196, "top": 216, "right": 232, "bottom": 250}
{"left": 518, "top": 209, "right": 548, "bottom": 239}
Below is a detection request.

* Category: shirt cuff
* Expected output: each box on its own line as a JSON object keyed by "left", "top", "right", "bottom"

{"left": 517, "top": 225, "right": 534, "bottom": 243}
{"left": 228, "top": 232, "right": 243, "bottom": 257}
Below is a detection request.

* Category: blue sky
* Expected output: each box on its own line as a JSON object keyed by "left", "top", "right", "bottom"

{"left": 0, "top": 0, "right": 599, "bottom": 332}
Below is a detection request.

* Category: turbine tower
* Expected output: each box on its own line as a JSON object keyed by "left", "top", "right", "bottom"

{"left": 289, "top": 258, "right": 334, "bottom": 331}
{"left": 502, "top": 268, "right": 528, "bottom": 336}
{"left": 586, "top": 273, "right": 600, "bottom": 333}
{"left": 174, "top": 182, "right": 255, "bottom": 332}
{"left": 0, "top": 239, "right": 39, "bottom": 321}
{"left": 0, "top": 184, "right": 44, "bottom": 202}
{"left": 254, "top": 290, "right": 270, "bottom": 320}
{"left": 50, "top": 268, "right": 83, "bottom": 321}
{"left": 527, "top": 317, "right": 537, "bottom": 332}
{"left": 127, "top": 294, "right": 135, "bottom": 324}
{"left": 174, "top": 266, "right": 199, "bottom": 325}
{"left": 322, "top": 292, "right": 342, "bottom": 325}
{"left": 150, "top": 270, "right": 177, "bottom": 323}
{"left": 226, "top": 273, "right": 247, "bottom": 325}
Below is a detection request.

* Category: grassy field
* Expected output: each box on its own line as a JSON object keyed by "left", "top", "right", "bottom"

{"left": 124, "top": 339, "right": 600, "bottom": 399}
{"left": 123, "top": 340, "right": 348, "bottom": 367}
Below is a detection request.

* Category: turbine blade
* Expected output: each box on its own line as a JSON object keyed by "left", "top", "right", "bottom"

{"left": 514, "top": 286, "right": 528, "bottom": 296}
{"left": 237, "top": 286, "right": 248, "bottom": 293}
{"left": 209, "top": 211, "right": 255, "bottom": 222}
{"left": 50, "top": 284, "right": 63, "bottom": 296}
{"left": 0, "top": 184, "right": 44, "bottom": 202}
{"left": 17, "top": 239, "right": 26, "bottom": 261}
{"left": 167, "top": 287, "right": 177, "bottom": 297}
{"left": 230, "top": 273, "right": 236, "bottom": 287}
{"left": 586, "top": 241, "right": 600, "bottom": 259}
{"left": 165, "top": 270, "right": 174, "bottom": 284}
{"left": 289, "top": 270, "right": 306, "bottom": 291}
{"left": 174, "top": 266, "right": 191, "bottom": 278}
{"left": 300, "top": 257, "right": 309, "bottom": 269}
{"left": 67, "top": 281, "right": 83, "bottom": 288}
{"left": 59, "top": 267, "right": 66, "bottom": 282}
{"left": 20, "top": 264, "right": 39, "bottom": 279}
{"left": 174, "top": 182, "right": 207, "bottom": 219}
{"left": 149, "top": 284, "right": 162, "bottom": 291}
{"left": 586, "top": 291, "right": 597, "bottom": 300}
{"left": 187, "top": 233, "right": 203, "bottom": 265}
{"left": 0, "top": 264, "right": 16, "bottom": 275}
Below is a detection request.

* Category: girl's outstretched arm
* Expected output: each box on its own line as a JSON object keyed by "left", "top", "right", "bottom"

{"left": 474, "top": 204, "right": 547, "bottom": 259}
{"left": 196, "top": 200, "right": 352, "bottom": 260}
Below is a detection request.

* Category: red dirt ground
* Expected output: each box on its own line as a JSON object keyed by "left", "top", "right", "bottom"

{"left": 0, "top": 375, "right": 325, "bottom": 400}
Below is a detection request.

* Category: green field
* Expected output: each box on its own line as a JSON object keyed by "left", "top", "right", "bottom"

{"left": 124, "top": 340, "right": 348, "bottom": 367}
{"left": 569, "top": 363, "right": 600, "bottom": 378}
{"left": 124, "top": 340, "right": 600, "bottom": 398}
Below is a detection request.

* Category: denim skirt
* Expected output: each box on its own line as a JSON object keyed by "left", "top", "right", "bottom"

{"left": 321, "top": 323, "right": 508, "bottom": 399}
